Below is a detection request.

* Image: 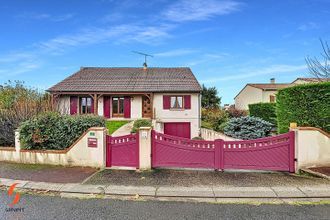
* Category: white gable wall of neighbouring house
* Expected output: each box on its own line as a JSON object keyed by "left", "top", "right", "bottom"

{"left": 234, "top": 85, "right": 264, "bottom": 110}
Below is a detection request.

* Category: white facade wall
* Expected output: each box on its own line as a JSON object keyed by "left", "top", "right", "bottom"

{"left": 131, "top": 95, "right": 142, "bottom": 119}
{"left": 98, "top": 96, "right": 104, "bottom": 116}
{"left": 234, "top": 86, "right": 263, "bottom": 110}
{"left": 56, "top": 95, "right": 70, "bottom": 114}
{"left": 153, "top": 93, "right": 200, "bottom": 138}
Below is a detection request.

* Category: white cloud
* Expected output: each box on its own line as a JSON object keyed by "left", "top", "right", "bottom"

{"left": 163, "top": 0, "right": 242, "bottom": 22}
{"left": 154, "top": 49, "right": 196, "bottom": 57}
{"left": 297, "top": 22, "right": 319, "bottom": 31}
{"left": 201, "top": 64, "right": 307, "bottom": 83}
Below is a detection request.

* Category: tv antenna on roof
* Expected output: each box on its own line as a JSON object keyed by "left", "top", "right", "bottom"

{"left": 132, "top": 51, "right": 153, "bottom": 68}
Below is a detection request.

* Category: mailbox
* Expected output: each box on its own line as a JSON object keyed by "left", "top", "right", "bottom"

{"left": 88, "top": 138, "right": 97, "bottom": 148}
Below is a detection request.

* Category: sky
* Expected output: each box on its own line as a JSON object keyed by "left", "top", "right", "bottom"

{"left": 0, "top": 0, "right": 329, "bottom": 104}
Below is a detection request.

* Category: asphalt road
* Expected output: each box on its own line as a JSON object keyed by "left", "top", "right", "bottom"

{"left": 0, "top": 192, "right": 329, "bottom": 220}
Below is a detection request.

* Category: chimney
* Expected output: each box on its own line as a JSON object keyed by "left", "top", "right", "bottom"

{"left": 270, "top": 78, "right": 275, "bottom": 84}
{"left": 143, "top": 62, "right": 147, "bottom": 70}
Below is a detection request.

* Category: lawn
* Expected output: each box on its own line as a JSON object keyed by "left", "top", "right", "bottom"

{"left": 106, "top": 120, "right": 130, "bottom": 134}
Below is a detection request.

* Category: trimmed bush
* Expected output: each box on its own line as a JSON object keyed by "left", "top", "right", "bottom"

{"left": 249, "top": 103, "right": 277, "bottom": 126}
{"left": 224, "top": 116, "right": 273, "bottom": 140}
{"left": 276, "top": 82, "right": 330, "bottom": 133}
{"left": 19, "top": 112, "right": 105, "bottom": 150}
{"left": 131, "top": 119, "right": 152, "bottom": 133}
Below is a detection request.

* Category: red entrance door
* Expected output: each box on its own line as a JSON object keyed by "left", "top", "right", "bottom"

{"left": 164, "top": 122, "right": 191, "bottom": 139}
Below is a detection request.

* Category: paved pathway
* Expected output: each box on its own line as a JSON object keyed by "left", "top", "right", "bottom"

{"left": 112, "top": 121, "right": 135, "bottom": 137}
{"left": 1, "top": 177, "right": 329, "bottom": 200}
{"left": 0, "top": 162, "right": 97, "bottom": 183}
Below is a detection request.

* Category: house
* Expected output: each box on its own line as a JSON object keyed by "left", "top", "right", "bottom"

{"left": 234, "top": 77, "right": 329, "bottom": 110}
{"left": 292, "top": 77, "right": 330, "bottom": 84}
{"left": 47, "top": 67, "right": 202, "bottom": 139}
{"left": 234, "top": 78, "right": 291, "bottom": 110}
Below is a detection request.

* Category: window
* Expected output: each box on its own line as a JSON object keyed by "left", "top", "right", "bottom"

{"left": 112, "top": 97, "right": 125, "bottom": 117}
{"left": 80, "top": 97, "right": 93, "bottom": 114}
{"left": 270, "top": 95, "right": 276, "bottom": 103}
{"left": 170, "top": 96, "right": 183, "bottom": 109}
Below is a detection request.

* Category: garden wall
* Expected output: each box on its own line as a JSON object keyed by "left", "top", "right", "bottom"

{"left": 200, "top": 128, "right": 238, "bottom": 141}
{"left": 0, "top": 127, "right": 106, "bottom": 168}
{"left": 294, "top": 127, "right": 330, "bottom": 170}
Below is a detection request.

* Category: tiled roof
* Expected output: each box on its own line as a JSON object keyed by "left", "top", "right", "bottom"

{"left": 48, "top": 67, "right": 202, "bottom": 93}
{"left": 293, "top": 78, "right": 330, "bottom": 83}
{"left": 248, "top": 83, "right": 292, "bottom": 90}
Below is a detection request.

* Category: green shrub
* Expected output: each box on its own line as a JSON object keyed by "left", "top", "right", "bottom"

{"left": 201, "top": 108, "right": 228, "bottom": 132}
{"left": 19, "top": 112, "right": 105, "bottom": 150}
{"left": 131, "top": 119, "right": 152, "bottom": 133}
{"left": 276, "top": 82, "right": 330, "bottom": 133}
{"left": 218, "top": 122, "right": 228, "bottom": 132}
{"left": 192, "top": 136, "right": 204, "bottom": 140}
{"left": 249, "top": 103, "right": 276, "bottom": 126}
{"left": 224, "top": 116, "right": 273, "bottom": 140}
{"left": 0, "top": 81, "right": 52, "bottom": 146}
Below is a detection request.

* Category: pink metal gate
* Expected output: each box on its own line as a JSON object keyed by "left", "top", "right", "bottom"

{"left": 106, "top": 134, "right": 139, "bottom": 168}
{"left": 152, "top": 131, "right": 295, "bottom": 172}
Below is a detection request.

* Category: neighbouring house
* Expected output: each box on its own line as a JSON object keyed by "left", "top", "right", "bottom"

{"left": 48, "top": 67, "right": 202, "bottom": 139}
{"left": 234, "top": 77, "right": 330, "bottom": 110}
{"left": 291, "top": 77, "right": 330, "bottom": 84}
{"left": 234, "top": 78, "right": 291, "bottom": 110}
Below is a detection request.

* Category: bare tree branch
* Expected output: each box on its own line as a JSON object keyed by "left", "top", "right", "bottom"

{"left": 305, "top": 39, "right": 330, "bottom": 80}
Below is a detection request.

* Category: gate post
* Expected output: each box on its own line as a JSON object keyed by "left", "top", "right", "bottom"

{"left": 106, "top": 135, "right": 111, "bottom": 167}
{"left": 289, "top": 130, "right": 295, "bottom": 173}
{"left": 214, "top": 139, "right": 224, "bottom": 171}
{"left": 138, "top": 127, "right": 152, "bottom": 170}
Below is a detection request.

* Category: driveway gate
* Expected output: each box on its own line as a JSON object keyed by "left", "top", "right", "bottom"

{"left": 152, "top": 131, "right": 295, "bottom": 172}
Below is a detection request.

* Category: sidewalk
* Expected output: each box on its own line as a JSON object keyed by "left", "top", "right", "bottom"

{"left": 1, "top": 177, "right": 330, "bottom": 200}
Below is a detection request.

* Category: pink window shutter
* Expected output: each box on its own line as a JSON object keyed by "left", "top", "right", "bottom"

{"left": 103, "top": 96, "right": 111, "bottom": 118}
{"left": 163, "top": 95, "right": 170, "bottom": 109}
{"left": 70, "top": 96, "right": 78, "bottom": 115}
{"left": 124, "top": 96, "right": 131, "bottom": 118}
{"left": 90, "top": 98, "right": 95, "bottom": 114}
{"left": 184, "top": 95, "right": 191, "bottom": 109}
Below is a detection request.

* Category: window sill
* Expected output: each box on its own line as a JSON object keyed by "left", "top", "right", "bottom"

{"left": 169, "top": 108, "right": 185, "bottom": 111}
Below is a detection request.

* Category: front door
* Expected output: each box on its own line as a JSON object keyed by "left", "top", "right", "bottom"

{"left": 142, "top": 96, "right": 152, "bottom": 118}
{"left": 112, "top": 97, "right": 124, "bottom": 117}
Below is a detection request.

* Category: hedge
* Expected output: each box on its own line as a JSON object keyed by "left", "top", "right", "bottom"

{"left": 224, "top": 116, "right": 273, "bottom": 140}
{"left": 131, "top": 119, "right": 152, "bottom": 133}
{"left": 19, "top": 112, "right": 105, "bottom": 150}
{"left": 276, "top": 82, "right": 330, "bottom": 133}
{"left": 249, "top": 103, "right": 277, "bottom": 126}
